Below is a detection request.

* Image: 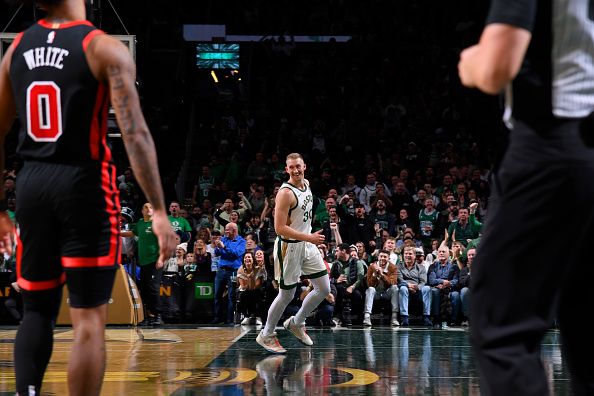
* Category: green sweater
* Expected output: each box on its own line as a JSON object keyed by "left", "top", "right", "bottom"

{"left": 447, "top": 213, "right": 482, "bottom": 247}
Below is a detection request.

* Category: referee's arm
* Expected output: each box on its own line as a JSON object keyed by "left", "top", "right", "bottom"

{"left": 458, "top": 0, "right": 536, "bottom": 94}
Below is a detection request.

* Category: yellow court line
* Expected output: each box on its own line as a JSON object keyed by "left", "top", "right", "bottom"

{"left": 0, "top": 371, "right": 162, "bottom": 384}
{"left": 205, "top": 369, "right": 231, "bottom": 383}
{"left": 330, "top": 367, "right": 380, "bottom": 387}
{"left": 2, "top": 366, "right": 375, "bottom": 387}
{"left": 164, "top": 371, "right": 193, "bottom": 382}
{"left": 224, "top": 368, "right": 258, "bottom": 385}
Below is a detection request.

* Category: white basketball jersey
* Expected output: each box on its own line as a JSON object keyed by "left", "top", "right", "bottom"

{"left": 279, "top": 180, "right": 314, "bottom": 238}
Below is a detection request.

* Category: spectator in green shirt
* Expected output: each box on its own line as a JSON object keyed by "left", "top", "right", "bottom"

{"left": 447, "top": 204, "right": 482, "bottom": 248}
{"left": 122, "top": 203, "right": 167, "bottom": 326}
{"left": 168, "top": 201, "right": 192, "bottom": 242}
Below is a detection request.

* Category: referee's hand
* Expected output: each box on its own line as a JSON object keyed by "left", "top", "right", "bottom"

{"left": 0, "top": 212, "right": 13, "bottom": 256}
{"left": 152, "top": 211, "right": 176, "bottom": 269}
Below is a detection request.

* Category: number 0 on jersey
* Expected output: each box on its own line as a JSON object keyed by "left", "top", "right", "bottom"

{"left": 26, "top": 81, "right": 63, "bottom": 142}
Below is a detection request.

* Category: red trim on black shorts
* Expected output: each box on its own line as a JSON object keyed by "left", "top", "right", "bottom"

{"left": 61, "top": 162, "right": 121, "bottom": 268}
{"left": 16, "top": 229, "right": 66, "bottom": 291}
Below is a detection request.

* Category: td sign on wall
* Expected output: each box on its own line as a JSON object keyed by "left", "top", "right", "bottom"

{"left": 194, "top": 283, "right": 214, "bottom": 300}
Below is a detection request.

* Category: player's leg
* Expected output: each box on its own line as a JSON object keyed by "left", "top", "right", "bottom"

{"left": 295, "top": 243, "right": 329, "bottom": 325}
{"left": 284, "top": 244, "right": 330, "bottom": 345}
{"left": 14, "top": 288, "right": 62, "bottom": 395}
{"left": 294, "top": 274, "right": 330, "bottom": 325}
{"left": 263, "top": 239, "right": 300, "bottom": 334}
{"left": 257, "top": 287, "right": 293, "bottom": 353}
{"left": 57, "top": 162, "right": 120, "bottom": 395}
{"left": 258, "top": 239, "right": 298, "bottom": 353}
{"left": 65, "top": 268, "right": 116, "bottom": 396}
{"left": 261, "top": 288, "right": 294, "bottom": 336}
{"left": 14, "top": 162, "right": 64, "bottom": 395}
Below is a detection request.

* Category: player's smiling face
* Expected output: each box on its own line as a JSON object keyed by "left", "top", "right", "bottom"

{"left": 286, "top": 158, "right": 306, "bottom": 181}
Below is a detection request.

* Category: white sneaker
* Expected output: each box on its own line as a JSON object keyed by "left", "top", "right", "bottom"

{"left": 363, "top": 314, "right": 372, "bottom": 327}
{"left": 256, "top": 330, "right": 287, "bottom": 354}
{"left": 283, "top": 316, "right": 313, "bottom": 346}
{"left": 391, "top": 314, "right": 400, "bottom": 326}
{"left": 255, "top": 317, "right": 263, "bottom": 326}
{"left": 241, "top": 316, "right": 251, "bottom": 325}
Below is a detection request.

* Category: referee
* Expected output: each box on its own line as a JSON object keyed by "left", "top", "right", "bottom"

{"left": 459, "top": 0, "right": 594, "bottom": 394}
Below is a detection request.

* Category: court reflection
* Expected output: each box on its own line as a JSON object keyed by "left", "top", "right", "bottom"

{"left": 0, "top": 327, "right": 571, "bottom": 395}
{"left": 202, "top": 328, "right": 568, "bottom": 395}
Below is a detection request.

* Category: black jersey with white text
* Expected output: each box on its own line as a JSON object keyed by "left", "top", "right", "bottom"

{"left": 9, "top": 20, "right": 111, "bottom": 164}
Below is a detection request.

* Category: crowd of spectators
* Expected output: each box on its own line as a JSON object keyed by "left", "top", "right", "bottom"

{"left": 1, "top": 2, "right": 502, "bottom": 327}
{"left": 153, "top": 0, "right": 499, "bottom": 327}
{"left": 110, "top": 158, "right": 483, "bottom": 327}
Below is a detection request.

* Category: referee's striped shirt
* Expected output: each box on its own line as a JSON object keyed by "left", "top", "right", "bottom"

{"left": 487, "top": 0, "right": 594, "bottom": 123}
{"left": 552, "top": 0, "right": 594, "bottom": 118}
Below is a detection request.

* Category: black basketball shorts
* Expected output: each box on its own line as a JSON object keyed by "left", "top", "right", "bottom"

{"left": 15, "top": 161, "right": 120, "bottom": 306}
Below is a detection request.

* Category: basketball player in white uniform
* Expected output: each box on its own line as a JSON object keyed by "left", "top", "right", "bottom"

{"left": 256, "top": 153, "right": 330, "bottom": 353}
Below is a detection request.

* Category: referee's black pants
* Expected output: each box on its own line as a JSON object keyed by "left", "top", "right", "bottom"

{"left": 471, "top": 116, "right": 594, "bottom": 396}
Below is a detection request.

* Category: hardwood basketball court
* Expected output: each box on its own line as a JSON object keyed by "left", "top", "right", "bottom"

{"left": 0, "top": 325, "right": 570, "bottom": 395}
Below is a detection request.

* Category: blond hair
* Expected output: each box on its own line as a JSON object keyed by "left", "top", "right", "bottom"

{"left": 286, "top": 153, "right": 303, "bottom": 162}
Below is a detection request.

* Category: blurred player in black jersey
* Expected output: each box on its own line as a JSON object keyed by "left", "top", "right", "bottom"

{"left": 459, "top": 0, "right": 594, "bottom": 394}
{"left": 0, "top": 0, "right": 177, "bottom": 394}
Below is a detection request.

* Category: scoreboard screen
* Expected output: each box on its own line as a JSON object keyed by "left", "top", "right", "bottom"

{"left": 196, "top": 44, "right": 239, "bottom": 69}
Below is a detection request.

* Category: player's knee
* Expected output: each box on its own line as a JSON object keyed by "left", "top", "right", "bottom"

{"left": 70, "top": 306, "right": 107, "bottom": 338}
{"left": 310, "top": 276, "right": 330, "bottom": 296}
{"left": 278, "top": 288, "right": 295, "bottom": 305}
{"left": 317, "top": 282, "right": 331, "bottom": 296}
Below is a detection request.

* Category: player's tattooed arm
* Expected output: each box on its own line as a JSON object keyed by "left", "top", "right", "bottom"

{"left": 87, "top": 34, "right": 177, "bottom": 262}
{"left": 107, "top": 60, "right": 165, "bottom": 211}
{"left": 89, "top": 35, "right": 167, "bottom": 213}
